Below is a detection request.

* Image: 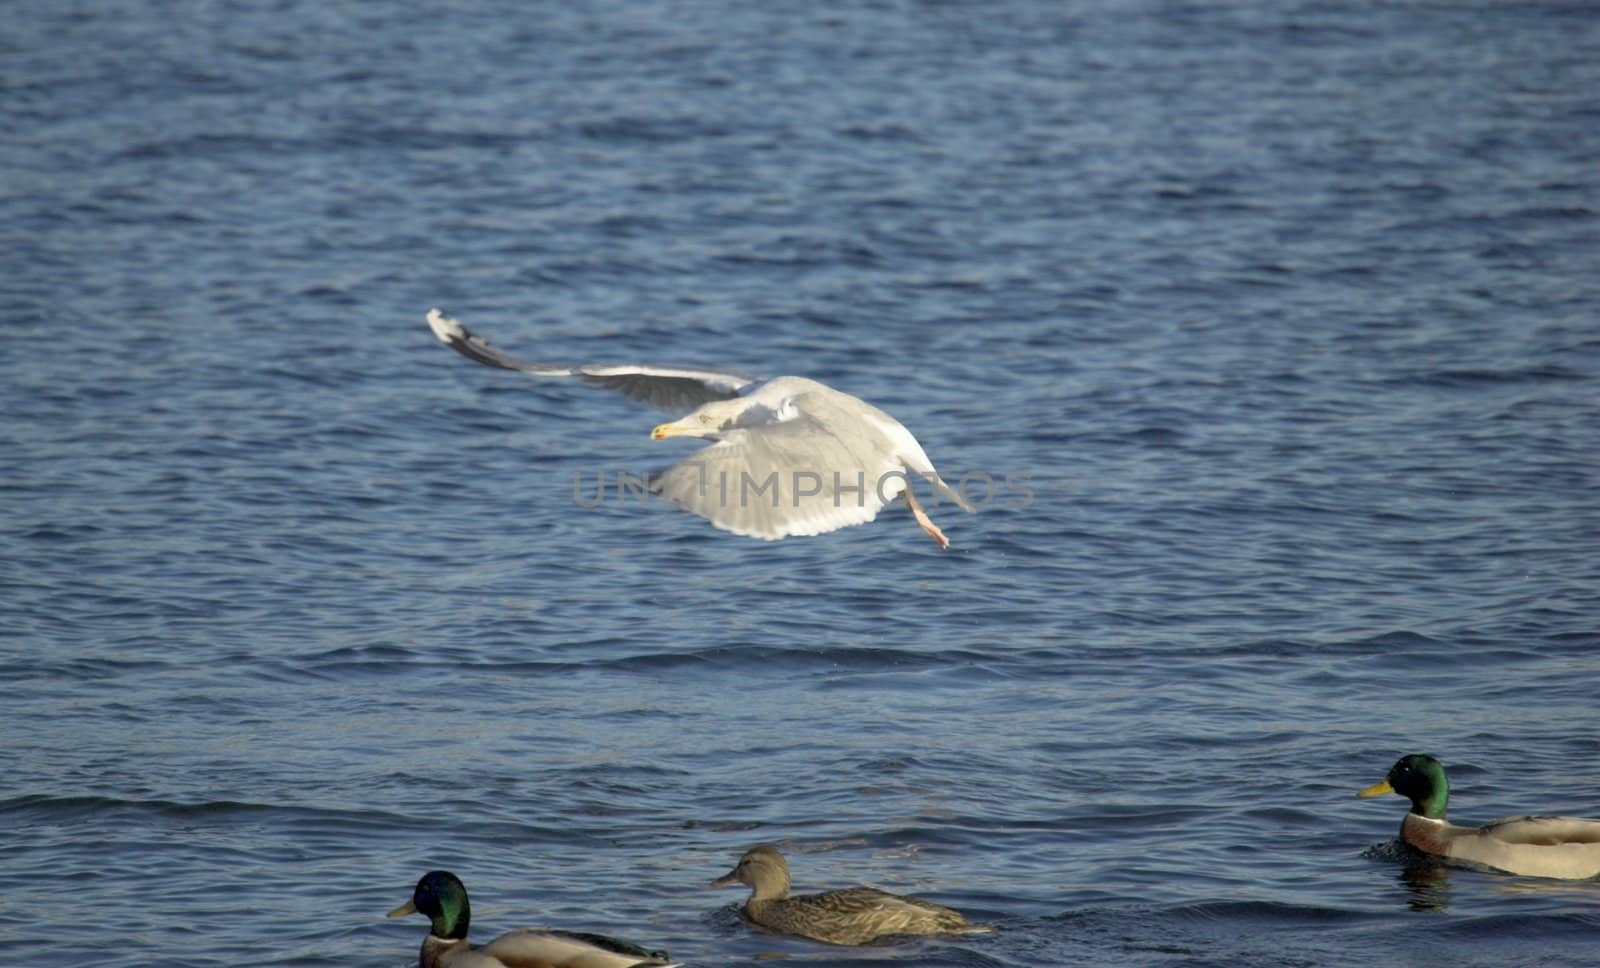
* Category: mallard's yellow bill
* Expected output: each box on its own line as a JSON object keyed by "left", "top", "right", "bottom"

{"left": 386, "top": 899, "right": 417, "bottom": 919}
{"left": 1357, "top": 779, "right": 1394, "bottom": 798}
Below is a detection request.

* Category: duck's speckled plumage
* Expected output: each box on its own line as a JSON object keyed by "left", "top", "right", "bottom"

{"left": 1358, "top": 754, "right": 1600, "bottom": 880}
{"left": 388, "top": 871, "right": 679, "bottom": 968}
{"left": 711, "top": 845, "right": 992, "bottom": 946}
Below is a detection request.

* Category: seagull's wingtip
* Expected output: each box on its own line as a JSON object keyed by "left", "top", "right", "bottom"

{"left": 425, "top": 308, "right": 461, "bottom": 344}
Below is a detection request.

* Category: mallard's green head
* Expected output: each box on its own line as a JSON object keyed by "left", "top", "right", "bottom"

{"left": 1358, "top": 754, "right": 1449, "bottom": 819}
{"left": 388, "top": 870, "right": 470, "bottom": 940}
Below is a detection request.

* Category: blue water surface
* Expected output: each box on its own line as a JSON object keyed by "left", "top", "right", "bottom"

{"left": 4, "top": 1, "right": 1600, "bottom": 965}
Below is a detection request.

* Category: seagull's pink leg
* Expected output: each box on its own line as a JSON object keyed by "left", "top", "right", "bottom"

{"left": 903, "top": 486, "right": 950, "bottom": 550}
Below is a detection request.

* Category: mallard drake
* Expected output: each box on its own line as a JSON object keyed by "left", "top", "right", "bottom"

{"left": 1358, "top": 754, "right": 1600, "bottom": 879}
{"left": 710, "top": 845, "right": 992, "bottom": 946}
{"left": 388, "top": 871, "right": 679, "bottom": 968}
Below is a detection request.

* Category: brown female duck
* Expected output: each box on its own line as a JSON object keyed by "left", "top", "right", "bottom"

{"left": 710, "top": 845, "right": 991, "bottom": 946}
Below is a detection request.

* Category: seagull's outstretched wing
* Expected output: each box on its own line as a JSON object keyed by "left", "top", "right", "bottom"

{"left": 649, "top": 414, "right": 908, "bottom": 541}
{"left": 426, "top": 309, "right": 758, "bottom": 415}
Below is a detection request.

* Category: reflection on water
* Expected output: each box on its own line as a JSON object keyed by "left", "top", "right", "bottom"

{"left": 1362, "top": 838, "right": 1453, "bottom": 912}
{"left": 1400, "top": 862, "right": 1452, "bottom": 913}
{"left": 1490, "top": 877, "right": 1600, "bottom": 904}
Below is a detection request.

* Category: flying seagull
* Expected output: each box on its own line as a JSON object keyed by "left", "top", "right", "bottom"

{"left": 425, "top": 309, "right": 973, "bottom": 548}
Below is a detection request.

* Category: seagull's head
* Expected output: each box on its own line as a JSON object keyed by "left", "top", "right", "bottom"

{"left": 652, "top": 399, "right": 744, "bottom": 440}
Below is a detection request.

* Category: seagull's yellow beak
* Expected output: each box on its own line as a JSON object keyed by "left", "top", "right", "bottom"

{"left": 652, "top": 420, "right": 685, "bottom": 440}
{"left": 1357, "top": 779, "right": 1395, "bottom": 798}
{"left": 386, "top": 899, "right": 417, "bottom": 919}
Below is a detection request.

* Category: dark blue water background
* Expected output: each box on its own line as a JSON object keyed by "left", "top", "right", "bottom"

{"left": 4, "top": 1, "right": 1599, "bottom": 965}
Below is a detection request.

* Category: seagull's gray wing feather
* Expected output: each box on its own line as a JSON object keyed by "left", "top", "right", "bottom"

{"left": 426, "top": 309, "right": 757, "bottom": 415}
{"left": 574, "top": 366, "right": 756, "bottom": 415}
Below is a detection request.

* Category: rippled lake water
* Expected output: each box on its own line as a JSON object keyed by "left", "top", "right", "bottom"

{"left": 5, "top": 1, "right": 1600, "bottom": 965}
